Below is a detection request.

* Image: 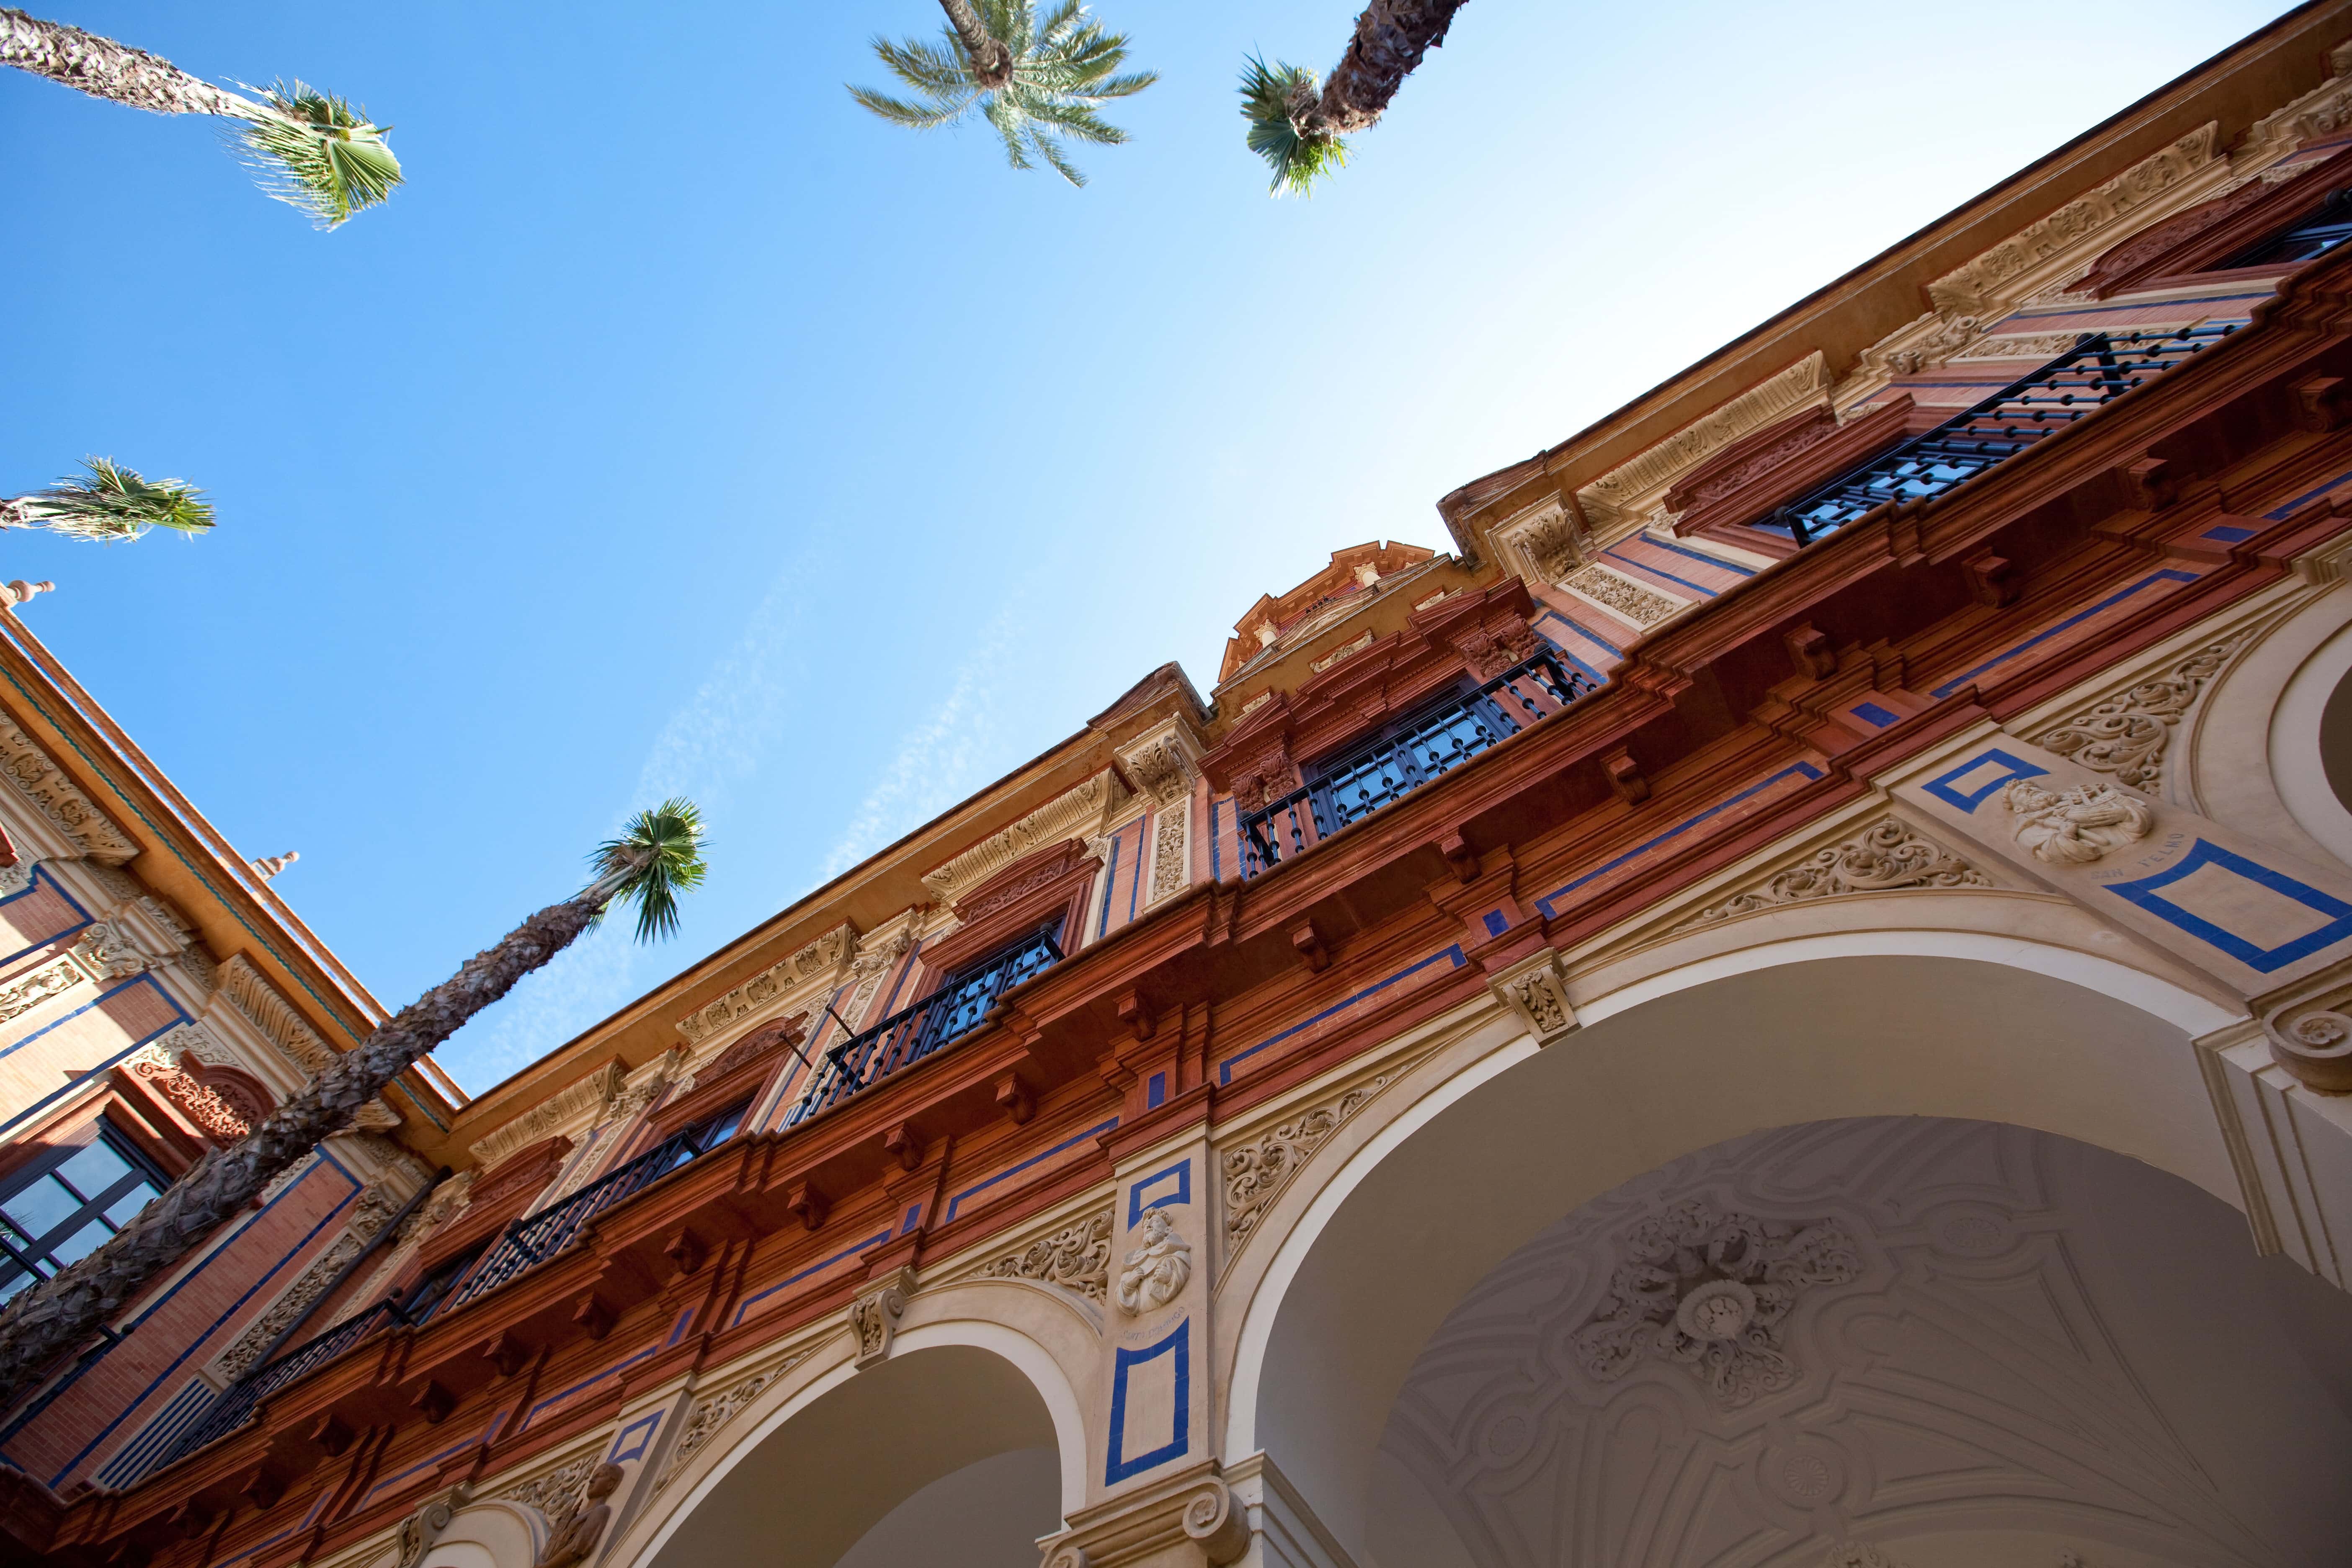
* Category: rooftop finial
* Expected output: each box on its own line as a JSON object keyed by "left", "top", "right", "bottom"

{"left": 2, "top": 581, "right": 56, "bottom": 609}
{"left": 250, "top": 850, "right": 299, "bottom": 879}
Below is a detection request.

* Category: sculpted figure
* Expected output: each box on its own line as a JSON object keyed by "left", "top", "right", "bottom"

{"left": 2001, "top": 779, "right": 2154, "bottom": 865}
{"left": 535, "top": 1462, "right": 623, "bottom": 1568}
{"left": 1115, "top": 1207, "right": 1193, "bottom": 1316}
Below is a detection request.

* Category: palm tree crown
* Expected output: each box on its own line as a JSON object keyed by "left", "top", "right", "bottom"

{"left": 1238, "top": 0, "right": 1469, "bottom": 196}
{"left": 1, "top": 459, "right": 214, "bottom": 543}
{"left": 591, "top": 798, "right": 708, "bottom": 943}
{"left": 849, "top": 0, "right": 1156, "bottom": 186}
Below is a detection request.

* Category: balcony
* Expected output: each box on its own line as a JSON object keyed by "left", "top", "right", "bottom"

{"left": 142, "top": 927, "right": 1068, "bottom": 1477}
{"left": 1763, "top": 326, "right": 2235, "bottom": 547}
{"left": 1239, "top": 649, "right": 1597, "bottom": 878}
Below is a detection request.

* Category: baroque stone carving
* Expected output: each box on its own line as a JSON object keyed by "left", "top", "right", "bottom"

{"left": 1927, "top": 124, "right": 2218, "bottom": 312}
{"left": 1496, "top": 502, "right": 1584, "bottom": 585}
{"left": 1578, "top": 353, "right": 1832, "bottom": 526}
{"left": 73, "top": 919, "right": 150, "bottom": 979}
{"left": 394, "top": 1485, "right": 470, "bottom": 1568}
{"left": 850, "top": 1268, "right": 914, "bottom": 1368}
{"left": 982, "top": 1209, "right": 1113, "bottom": 1302}
{"left": 656, "top": 1351, "right": 813, "bottom": 1493}
{"left": 210, "top": 1184, "right": 402, "bottom": 1380}
{"left": 1222, "top": 1073, "right": 1392, "bottom": 1251}
{"left": 1951, "top": 329, "right": 2104, "bottom": 361}
{"left": 675, "top": 923, "right": 853, "bottom": 1045}
{"left": 2001, "top": 779, "right": 2156, "bottom": 865}
{"left": 497, "top": 1452, "right": 600, "bottom": 1521}
{"left": 0, "top": 717, "right": 136, "bottom": 863}
{"left": 922, "top": 771, "right": 1128, "bottom": 904}
{"left": 1501, "top": 966, "right": 1575, "bottom": 1041}
{"left": 1448, "top": 619, "right": 1540, "bottom": 680}
{"left": 2027, "top": 634, "right": 2244, "bottom": 791}
{"left": 1564, "top": 563, "right": 1677, "bottom": 628}
{"left": 1309, "top": 631, "right": 1373, "bottom": 672}
{"left": 0, "top": 956, "right": 83, "bottom": 1023}
{"left": 216, "top": 954, "right": 335, "bottom": 1075}
{"left": 0, "top": 858, "right": 34, "bottom": 897}
{"left": 1115, "top": 1208, "right": 1191, "bottom": 1315}
{"left": 467, "top": 1062, "right": 623, "bottom": 1168}
{"left": 532, "top": 1462, "right": 621, "bottom": 1568}
{"left": 125, "top": 1055, "right": 249, "bottom": 1141}
{"left": 1681, "top": 818, "right": 1990, "bottom": 926}
{"left": 1148, "top": 806, "right": 1189, "bottom": 904}
{"left": 1573, "top": 1199, "right": 1861, "bottom": 1408}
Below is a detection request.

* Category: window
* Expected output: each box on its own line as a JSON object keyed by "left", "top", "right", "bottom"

{"left": 910, "top": 926, "right": 1062, "bottom": 1059}
{"left": 0, "top": 1120, "right": 167, "bottom": 1302}
{"left": 397, "top": 1245, "right": 484, "bottom": 1325}
{"left": 2221, "top": 187, "right": 2352, "bottom": 268}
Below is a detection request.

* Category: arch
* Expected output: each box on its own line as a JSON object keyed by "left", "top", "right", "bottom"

{"left": 1221, "top": 931, "right": 2258, "bottom": 1564}
{"left": 2182, "top": 578, "right": 2352, "bottom": 872}
{"left": 416, "top": 1501, "right": 544, "bottom": 1568}
{"left": 618, "top": 1306, "right": 1091, "bottom": 1568}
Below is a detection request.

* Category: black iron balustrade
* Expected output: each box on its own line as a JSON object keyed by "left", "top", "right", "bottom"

{"left": 1763, "top": 326, "right": 2236, "bottom": 547}
{"left": 784, "top": 926, "right": 1063, "bottom": 1126}
{"left": 1238, "top": 649, "right": 1597, "bottom": 879}
{"left": 156, "top": 1123, "right": 719, "bottom": 1471}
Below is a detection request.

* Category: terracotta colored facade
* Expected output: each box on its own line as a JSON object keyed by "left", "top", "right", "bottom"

{"left": 15, "top": 8, "right": 2352, "bottom": 1567}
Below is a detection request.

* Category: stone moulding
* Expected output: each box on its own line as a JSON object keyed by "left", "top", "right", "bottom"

{"left": 675, "top": 922, "right": 855, "bottom": 1046}
{"left": 216, "top": 954, "right": 336, "bottom": 1076}
{"left": 654, "top": 1348, "right": 816, "bottom": 1493}
{"left": 1927, "top": 124, "right": 2220, "bottom": 312}
{"left": 468, "top": 1062, "right": 624, "bottom": 1170}
{"left": 1562, "top": 562, "right": 1679, "bottom": 628}
{"left": 1576, "top": 352, "right": 1832, "bottom": 530}
{"left": 1219, "top": 1068, "right": 1401, "bottom": 1265}
{"left": 921, "top": 770, "right": 1128, "bottom": 905}
{"left": 0, "top": 715, "right": 137, "bottom": 863}
{"left": 1676, "top": 817, "right": 1991, "bottom": 928}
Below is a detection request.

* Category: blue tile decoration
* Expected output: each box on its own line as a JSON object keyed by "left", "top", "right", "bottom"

{"left": 1105, "top": 1319, "right": 1190, "bottom": 1485}
{"left": 944, "top": 1118, "right": 1119, "bottom": 1222}
{"left": 1218, "top": 947, "right": 1467, "bottom": 1085}
{"left": 1481, "top": 909, "right": 1510, "bottom": 938}
{"left": 1145, "top": 1071, "right": 1166, "bottom": 1109}
{"left": 609, "top": 1409, "right": 663, "bottom": 1465}
{"left": 2201, "top": 524, "right": 2257, "bottom": 543}
{"left": 1851, "top": 702, "right": 1899, "bottom": 728}
{"left": 1534, "top": 764, "right": 1826, "bottom": 919}
{"left": 1128, "top": 1160, "right": 1190, "bottom": 1227}
{"left": 2102, "top": 839, "right": 2352, "bottom": 973}
{"left": 1921, "top": 748, "right": 2048, "bottom": 814}
{"left": 1928, "top": 570, "right": 2197, "bottom": 698}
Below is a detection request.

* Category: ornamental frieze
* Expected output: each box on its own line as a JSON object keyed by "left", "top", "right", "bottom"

{"left": 1679, "top": 817, "right": 1990, "bottom": 928}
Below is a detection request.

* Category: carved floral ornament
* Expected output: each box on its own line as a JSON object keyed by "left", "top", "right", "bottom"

{"left": 1494, "top": 502, "right": 1584, "bottom": 585}
{"left": 849, "top": 1266, "right": 915, "bottom": 1368}
{"left": 1562, "top": 563, "right": 1678, "bottom": 628}
{"left": 922, "top": 770, "right": 1128, "bottom": 906}
{"left": 1680, "top": 818, "right": 1990, "bottom": 928}
{"left": 1575, "top": 353, "right": 1833, "bottom": 529}
{"left": 982, "top": 1208, "right": 1113, "bottom": 1301}
{"left": 676, "top": 923, "right": 854, "bottom": 1046}
{"left": 2027, "top": 632, "right": 2247, "bottom": 792}
{"left": 655, "top": 1351, "right": 815, "bottom": 1493}
{"left": 1221, "top": 1069, "right": 1397, "bottom": 1253}
{"left": 1573, "top": 1198, "right": 1862, "bottom": 1408}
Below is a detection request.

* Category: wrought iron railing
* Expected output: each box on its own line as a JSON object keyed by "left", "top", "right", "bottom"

{"left": 157, "top": 1125, "right": 717, "bottom": 1470}
{"left": 1238, "top": 649, "right": 1597, "bottom": 879}
{"left": 784, "top": 927, "right": 1063, "bottom": 1126}
{"left": 1762, "top": 326, "right": 2235, "bottom": 546}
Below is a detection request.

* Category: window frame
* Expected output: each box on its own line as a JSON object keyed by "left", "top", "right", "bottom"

{"left": 0, "top": 1117, "right": 170, "bottom": 1302}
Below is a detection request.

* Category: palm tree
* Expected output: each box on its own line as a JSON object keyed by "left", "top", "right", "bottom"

{"left": 1239, "top": 0, "right": 1468, "bottom": 195}
{"left": 2, "top": 459, "right": 213, "bottom": 544}
{"left": 0, "top": 801, "right": 709, "bottom": 1407}
{"left": 848, "top": 0, "right": 1155, "bottom": 186}
{"left": 0, "top": 8, "right": 400, "bottom": 227}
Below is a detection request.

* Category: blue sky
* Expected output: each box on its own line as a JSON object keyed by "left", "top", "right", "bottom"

{"left": 1, "top": 1, "right": 2283, "bottom": 1093}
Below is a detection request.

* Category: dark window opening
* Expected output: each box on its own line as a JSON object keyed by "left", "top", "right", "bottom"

{"left": 397, "top": 1245, "right": 484, "bottom": 1325}
{"left": 914, "top": 926, "right": 1062, "bottom": 1057}
{"left": 2221, "top": 187, "right": 2352, "bottom": 268}
{"left": 0, "top": 1119, "right": 168, "bottom": 1303}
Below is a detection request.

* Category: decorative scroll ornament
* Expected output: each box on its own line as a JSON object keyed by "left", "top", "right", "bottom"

{"left": 850, "top": 1267, "right": 914, "bottom": 1368}
{"left": 72, "top": 919, "right": 150, "bottom": 979}
{"left": 211, "top": 1186, "right": 400, "bottom": 1380}
{"left": 0, "top": 716, "right": 137, "bottom": 863}
{"left": 1682, "top": 818, "right": 1989, "bottom": 927}
{"left": 2001, "top": 780, "right": 2156, "bottom": 865}
{"left": 395, "top": 1485, "right": 471, "bottom": 1568}
{"left": 1563, "top": 563, "right": 1677, "bottom": 628}
{"left": 216, "top": 954, "right": 335, "bottom": 1075}
{"left": 1114, "top": 1208, "right": 1191, "bottom": 1316}
{"left": 124, "top": 1055, "right": 249, "bottom": 1141}
{"left": 1222, "top": 1073, "right": 1392, "bottom": 1251}
{"left": 1492, "top": 955, "right": 1577, "bottom": 1044}
{"left": 2027, "top": 634, "right": 2244, "bottom": 791}
{"left": 1496, "top": 503, "right": 1584, "bottom": 585}
{"left": 0, "top": 957, "right": 82, "bottom": 1024}
{"left": 0, "top": 858, "right": 34, "bottom": 897}
{"left": 1148, "top": 807, "right": 1188, "bottom": 904}
{"left": 496, "top": 1452, "right": 600, "bottom": 1522}
{"left": 1576, "top": 353, "right": 1831, "bottom": 525}
{"left": 656, "top": 1352, "right": 812, "bottom": 1493}
{"left": 1574, "top": 1199, "right": 1861, "bottom": 1408}
{"left": 983, "top": 1210, "right": 1113, "bottom": 1302}
{"left": 675, "top": 923, "right": 853, "bottom": 1045}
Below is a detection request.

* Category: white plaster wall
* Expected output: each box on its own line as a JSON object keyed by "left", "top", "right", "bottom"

{"left": 833, "top": 1447, "right": 1060, "bottom": 1568}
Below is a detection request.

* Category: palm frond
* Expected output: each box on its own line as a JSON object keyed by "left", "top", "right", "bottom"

{"left": 588, "top": 797, "right": 708, "bottom": 944}
{"left": 1239, "top": 56, "right": 1345, "bottom": 196}
{"left": 854, "top": 0, "right": 1151, "bottom": 185}
{"left": 232, "top": 80, "right": 401, "bottom": 230}
{"left": 7, "top": 459, "right": 214, "bottom": 543}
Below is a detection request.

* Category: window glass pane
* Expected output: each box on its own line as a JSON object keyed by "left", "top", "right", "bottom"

{"left": 48, "top": 1218, "right": 110, "bottom": 1268}
{"left": 58, "top": 1140, "right": 132, "bottom": 1200}
{"left": 104, "top": 1182, "right": 160, "bottom": 1228}
{"left": 5, "top": 1176, "right": 84, "bottom": 1242}
{"left": 0, "top": 1265, "right": 34, "bottom": 1303}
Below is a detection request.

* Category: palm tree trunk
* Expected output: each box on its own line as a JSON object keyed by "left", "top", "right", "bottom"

{"left": 0, "top": 878, "right": 624, "bottom": 1408}
{"left": 0, "top": 7, "right": 248, "bottom": 118}
{"left": 1310, "top": 0, "right": 1468, "bottom": 135}
{"left": 934, "top": 0, "right": 1013, "bottom": 88}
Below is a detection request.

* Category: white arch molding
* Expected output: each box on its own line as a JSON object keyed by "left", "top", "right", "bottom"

{"left": 615, "top": 1311, "right": 1090, "bottom": 1568}
{"left": 1219, "top": 930, "right": 2258, "bottom": 1563}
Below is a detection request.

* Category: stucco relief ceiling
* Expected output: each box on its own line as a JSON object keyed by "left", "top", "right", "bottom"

{"left": 1371, "top": 1117, "right": 2352, "bottom": 1568}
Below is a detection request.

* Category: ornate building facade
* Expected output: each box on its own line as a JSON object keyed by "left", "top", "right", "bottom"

{"left": 13, "top": 6, "right": 2352, "bottom": 1566}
